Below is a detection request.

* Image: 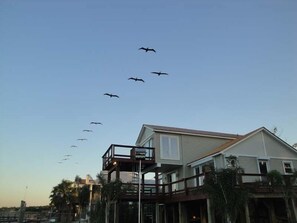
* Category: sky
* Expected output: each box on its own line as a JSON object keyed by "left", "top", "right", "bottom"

{"left": 0, "top": 0, "right": 296, "bottom": 207}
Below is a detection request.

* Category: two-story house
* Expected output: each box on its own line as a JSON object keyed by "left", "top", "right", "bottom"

{"left": 102, "top": 124, "right": 297, "bottom": 223}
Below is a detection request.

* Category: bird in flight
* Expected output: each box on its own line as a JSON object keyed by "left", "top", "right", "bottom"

{"left": 139, "top": 47, "right": 156, "bottom": 53}
{"left": 77, "top": 138, "right": 87, "bottom": 141}
{"left": 83, "top": 129, "right": 93, "bottom": 132}
{"left": 128, "top": 77, "right": 145, "bottom": 82}
{"left": 71, "top": 145, "right": 78, "bottom": 148}
{"left": 64, "top": 154, "right": 72, "bottom": 157}
{"left": 90, "top": 122, "right": 102, "bottom": 125}
{"left": 151, "top": 71, "right": 168, "bottom": 76}
{"left": 104, "top": 93, "right": 119, "bottom": 98}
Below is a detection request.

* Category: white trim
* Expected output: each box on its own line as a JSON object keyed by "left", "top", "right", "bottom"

{"left": 261, "top": 131, "right": 268, "bottom": 156}
{"left": 188, "top": 156, "right": 213, "bottom": 167}
{"left": 144, "top": 125, "right": 238, "bottom": 140}
{"left": 268, "top": 156, "right": 297, "bottom": 161}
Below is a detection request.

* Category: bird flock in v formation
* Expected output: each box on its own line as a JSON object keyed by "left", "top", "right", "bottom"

{"left": 58, "top": 46, "right": 169, "bottom": 164}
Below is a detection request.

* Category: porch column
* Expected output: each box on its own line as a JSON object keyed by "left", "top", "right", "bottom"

{"left": 291, "top": 198, "right": 297, "bottom": 222}
{"left": 113, "top": 201, "right": 119, "bottom": 223}
{"left": 244, "top": 202, "right": 250, "bottom": 223}
{"left": 155, "top": 203, "right": 159, "bottom": 223}
{"left": 115, "top": 165, "right": 120, "bottom": 180}
{"left": 206, "top": 199, "right": 214, "bottom": 223}
{"left": 178, "top": 202, "right": 183, "bottom": 223}
{"left": 164, "top": 205, "right": 167, "bottom": 223}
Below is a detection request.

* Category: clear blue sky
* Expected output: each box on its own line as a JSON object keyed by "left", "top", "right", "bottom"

{"left": 0, "top": 0, "right": 296, "bottom": 207}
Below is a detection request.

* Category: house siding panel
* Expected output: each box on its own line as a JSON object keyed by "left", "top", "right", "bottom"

{"left": 226, "top": 132, "right": 266, "bottom": 157}
{"left": 263, "top": 132, "right": 297, "bottom": 158}
{"left": 138, "top": 128, "right": 154, "bottom": 146}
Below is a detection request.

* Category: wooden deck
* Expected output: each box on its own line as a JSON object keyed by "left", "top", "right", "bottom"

{"left": 119, "top": 173, "right": 297, "bottom": 203}
{"left": 102, "top": 144, "right": 156, "bottom": 171}
{"left": 102, "top": 144, "right": 297, "bottom": 203}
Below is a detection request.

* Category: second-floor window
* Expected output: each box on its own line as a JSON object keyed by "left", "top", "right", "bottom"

{"left": 283, "top": 161, "right": 294, "bottom": 174}
{"left": 160, "top": 135, "right": 180, "bottom": 160}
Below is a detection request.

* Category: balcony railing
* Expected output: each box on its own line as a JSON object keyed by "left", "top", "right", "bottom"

{"left": 120, "top": 172, "right": 297, "bottom": 202}
{"left": 102, "top": 144, "right": 155, "bottom": 170}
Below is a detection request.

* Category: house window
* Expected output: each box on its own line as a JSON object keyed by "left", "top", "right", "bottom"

{"left": 167, "top": 172, "right": 178, "bottom": 191}
{"left": 283, "top": 161, "right": 294, "bottom": 174}
{"left": 195, "top": 162, "right": 214, "bottom": 186}
{"left": 160, "top": 135, "right": 180, "bottom": 160}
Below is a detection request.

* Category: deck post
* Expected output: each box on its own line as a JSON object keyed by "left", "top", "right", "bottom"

{"left": 292, "top": 198, "right": 297, "bottom": 222}
{"left": 138, "top": 159, "right": 142, "bottom": 223}
{"left": 155, "top": 171, "right": 159, "bottom": 197}
{"left": 244, "top": 202, "right": 250, "bottom": 223}
{"left": 178, "top": 202, "right": 186, "bottom": 223}
{"left": 116, "top": 164, "right": 120, "bottom": 180}
{"left": 206, "top": 198, "right": 214, "bottom": 223}
{"left": 155, "top": 203, "right": 159, "bottom": 223}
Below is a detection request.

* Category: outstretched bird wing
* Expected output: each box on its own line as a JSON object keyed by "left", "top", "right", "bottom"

{"left": 90, "top": 122, "right": 102, "bottom": 125}
{"left": 139, "top": 47, "right": 156, "bottom": 52}
{"left": 151, "top": 71, "right": 168, "bottom": 76}
{"left": 148, "top": 48, "right": 156, "bottom": 52}
{"left": 136, "top": 78, "right": 145, "bottom": 82}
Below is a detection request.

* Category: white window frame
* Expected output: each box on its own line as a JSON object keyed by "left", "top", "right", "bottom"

{"left": 282, "top": 161, "right": 294, "bottom": 175}
{"left": 160, "top": 135, "right": 180, "bottom": 160}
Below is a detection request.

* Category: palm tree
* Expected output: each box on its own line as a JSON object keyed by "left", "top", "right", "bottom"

{"left": 203, "top": 156, "right": 248, "bottom": 223}
{"left": 96, "top": 173, "right": 130, "bottom": 223}
{"left": 49, "top": 180, "right": 76, "bottom": 222}
{"left": 267, "top": 170, "right": 297, "bottom": 223}
{"left": 78, "top": 185, "right": 90, "bottom": 219}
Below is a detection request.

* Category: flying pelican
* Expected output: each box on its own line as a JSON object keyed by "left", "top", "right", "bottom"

{"left": 77, "top": 138, "right": 87, "bottom": 141}
{"left": 83, "top": 129, "right": 93, "bottom": 132}
{"left": 151, "top": 71, "right": 168, "bottom": 76}
{"left": 139, "top": 47, "right": 156, "bottom": 53}
{"left": 128, "top": 77, "right": 145, "bottom": 82}
{"left": 90, "top": 122, "right": 102, "bottom": 125}
{"left": 104, "top": 93, "right": 119, "bottom": 98}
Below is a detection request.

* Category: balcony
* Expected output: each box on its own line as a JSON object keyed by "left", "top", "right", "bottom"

{"left": 102, "top": 144, "right": 155, "bottom": 171}
{"left": 120, "top": 173, "right": 297, "bottom": 203}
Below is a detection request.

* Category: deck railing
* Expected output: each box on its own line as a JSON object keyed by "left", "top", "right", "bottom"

{"left": 102, "top": 144, "right": 155, "bottom": 170}
{"left": 121, "top": 172, "right": 297, "bottom": 201}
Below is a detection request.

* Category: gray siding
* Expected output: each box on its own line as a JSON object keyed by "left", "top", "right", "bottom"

{"left": 264, "top": 133, "right": 297, "bottom": 158}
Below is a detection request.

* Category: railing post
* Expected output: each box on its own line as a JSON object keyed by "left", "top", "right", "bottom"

{"left": 155, "top": 172, "right": 159, "bottom": 197}
{"left": 184, "top": 178, "right": 188, "bottom": 195}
